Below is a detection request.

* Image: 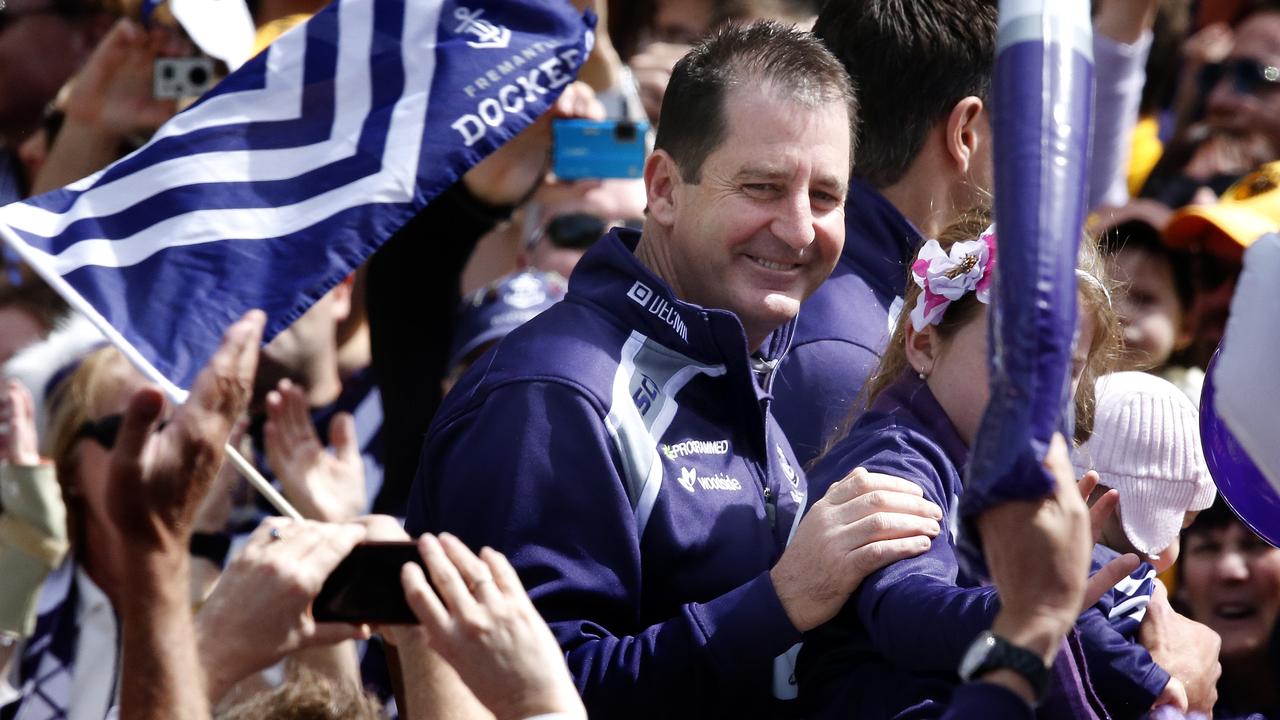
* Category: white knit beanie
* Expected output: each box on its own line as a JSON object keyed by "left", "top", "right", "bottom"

{"left": 1073, "top": 371, "right": 1217, "bottom": 555}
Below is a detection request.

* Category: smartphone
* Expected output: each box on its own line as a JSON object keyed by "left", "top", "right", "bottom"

{"left": 154, "top": 57, "right": 216, "bottom": 99}
{"left": 552, "top": 118, "right": 649, "bottom": 180}
{"left": 312, "top": 541, "right": 426, "bottom": 625}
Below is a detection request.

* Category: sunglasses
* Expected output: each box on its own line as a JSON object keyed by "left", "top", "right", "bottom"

{"left": 1200, "top": 58, "right": 1280, "bottom": 97}
{"left": 75, "top": 414, "right": 168, "bottom": 450}
{"left": 530, "top": 213, "right": 607, "bottom": 251}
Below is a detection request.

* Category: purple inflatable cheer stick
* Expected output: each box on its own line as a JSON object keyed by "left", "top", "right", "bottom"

{"left": 959, "top": 0, "right": 1094, "bottom": 578}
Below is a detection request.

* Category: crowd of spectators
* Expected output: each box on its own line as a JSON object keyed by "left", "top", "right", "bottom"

{"left": 1, "top": 0, "right": 1279, "bottom": 718}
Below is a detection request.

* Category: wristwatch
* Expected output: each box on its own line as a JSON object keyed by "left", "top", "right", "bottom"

{"left": 958, "top": 631, "right": 1050, "bottom": 700}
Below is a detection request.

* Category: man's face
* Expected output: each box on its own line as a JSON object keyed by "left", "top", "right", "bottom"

{"left": 661, "top": 85, "right": 849, "bottom": 347}
{"left": 1205, "top": 13, "right": 1280, "bottom": 155}
{"left": 0, "top": 0, "right": 97, "bottom": 143}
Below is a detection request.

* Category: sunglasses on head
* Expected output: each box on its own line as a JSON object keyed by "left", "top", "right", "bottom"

{"left": 75, "top": 414, "right": 168, "bottom": 450}
{"left": 1200, "top": 58, "right": 1280, "bottom": 97}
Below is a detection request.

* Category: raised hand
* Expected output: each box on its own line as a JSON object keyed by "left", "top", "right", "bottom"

{"left": 0, "top": 379, "right": 40, "bottom": 467}
{"left": 264, "top": 378, "right": 366, "bottom": 522}
{"left": 400, "top": 533, "right": 586, "bottom": 720}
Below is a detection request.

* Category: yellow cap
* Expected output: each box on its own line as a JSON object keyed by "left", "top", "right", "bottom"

{"left": 1165, "top": 161, "right": 1280, "bottom": 262}
{"left": 252, "top": 14, "right": 313, "bottom": 57}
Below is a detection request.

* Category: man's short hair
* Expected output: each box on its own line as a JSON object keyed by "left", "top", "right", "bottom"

{"left": 653, "top": 21, "right": 857, "bottom": 183}
{"left": 813, "top": 0, "right": 997, "bottom": 188}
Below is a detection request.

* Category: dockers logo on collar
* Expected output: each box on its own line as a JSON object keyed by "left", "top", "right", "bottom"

{"left": 661, "top": 439, "right": 730, "bottom": 461}
{"left": 678, "top": 467, "right": 743, "bottom": 493}
{"left": 627, "top": 281, "right": 689, "bottom": 342}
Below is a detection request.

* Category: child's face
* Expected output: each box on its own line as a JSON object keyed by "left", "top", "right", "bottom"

{"left": 928, "top": 295, "right": 1094, "bottom": 447}
{"left": 1107, "top": 247, "right": 1185, "bottom": 371}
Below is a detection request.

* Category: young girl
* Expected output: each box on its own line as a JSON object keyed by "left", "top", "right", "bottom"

{"left": 795, "top": 210, "right": 1177, "bottom": 720}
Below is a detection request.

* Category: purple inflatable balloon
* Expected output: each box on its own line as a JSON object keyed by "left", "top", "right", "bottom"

{"left": 1201, "top": 348, "right": 1280, "bottom": 548}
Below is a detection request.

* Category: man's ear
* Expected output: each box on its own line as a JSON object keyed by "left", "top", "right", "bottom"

{"left": 644, "top": 150, "right": 681, "bottom": 228}
{"left": 945, "top": 96, "right": 986, "bottom": 177}
{"left": 904, "top": 322, "right": 940, "bottom": 377}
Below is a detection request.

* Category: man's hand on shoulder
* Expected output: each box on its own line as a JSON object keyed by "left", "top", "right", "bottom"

{"left": 769, "top": 468, "right": 942, "bottom": 632}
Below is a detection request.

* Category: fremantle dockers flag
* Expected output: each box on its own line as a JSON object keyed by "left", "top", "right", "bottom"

{"left": 0, "top": 0, "right": 594, "bottom": 400}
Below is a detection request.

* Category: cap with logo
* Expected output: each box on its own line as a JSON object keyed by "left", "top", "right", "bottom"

{"left": 447, "top": 269, "right": 568, "bottom": 373}
{"left": 1164, "top": 161, "right": 1280, "bottom": 262}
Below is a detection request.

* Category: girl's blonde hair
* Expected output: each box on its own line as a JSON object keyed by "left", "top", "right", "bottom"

{"left": 826, "top": 204, "right": 1118, "bottom": 455}
{"left": 44, "top": 346, "right": 131, "bottom": 550}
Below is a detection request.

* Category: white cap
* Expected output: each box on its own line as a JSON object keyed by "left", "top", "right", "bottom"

{"left": 1073, "top": 371, "right": 1217, "bottom": 555}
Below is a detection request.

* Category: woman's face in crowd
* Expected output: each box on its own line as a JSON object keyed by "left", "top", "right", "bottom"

{"left": 1108, "top": 247, "right": 1184, "bottom": 371}
{"left": 1181, "top": 521, "right": 1280, "bottom": 661}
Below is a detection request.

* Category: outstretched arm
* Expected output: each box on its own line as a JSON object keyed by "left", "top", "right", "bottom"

{"left": 104, "top": 311, "right": 264, "bottom": 720}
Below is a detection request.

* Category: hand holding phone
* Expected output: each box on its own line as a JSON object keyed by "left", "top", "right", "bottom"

{"left": 313, "top": 541, "right": 426, "bottom": 624}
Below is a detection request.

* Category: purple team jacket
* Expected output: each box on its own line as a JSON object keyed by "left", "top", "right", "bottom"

{"left": 774, "top": 179, "right": 923, "bottom": 467}
{"left": 796, "top": 371, "right": 1160, "bottom": 719}
{"left": 405, "top": 228, "right": 809, "bottom": 718}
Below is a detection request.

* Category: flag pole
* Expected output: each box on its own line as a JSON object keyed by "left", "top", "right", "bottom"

{"left": 0, "top": 221, "right": 304, "bottom": 521}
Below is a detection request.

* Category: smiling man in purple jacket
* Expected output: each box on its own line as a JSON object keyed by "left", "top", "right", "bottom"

{"left": 774, "top": 0, "right": 999, "bottom": 466}
{"left": 405, "top": 22, "right": 946, "bottom": 719}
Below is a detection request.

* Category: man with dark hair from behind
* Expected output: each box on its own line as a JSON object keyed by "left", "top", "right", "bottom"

{"left": 774, "top": 0, "right": 998, "bottom": 466}
{"left": 406, "top": 22, "right": 945, "bottom": 719}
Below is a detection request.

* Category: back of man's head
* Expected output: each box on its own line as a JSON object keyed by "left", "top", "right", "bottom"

{"left": 813, "top": 0, "right": 997, "bottom": 189}
{"left": 653, "top": 20, "right": 857, "bottom": 183}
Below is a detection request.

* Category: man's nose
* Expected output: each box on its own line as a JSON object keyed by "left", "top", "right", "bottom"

{"left": 1206, "top": 76, "right": 1245, "bottom": 121}
{"left": 771, "top": 192, "right": 816, "bottom": 251}
{"left": 1215, "top": 550, "right": 1251, "bottom": 582}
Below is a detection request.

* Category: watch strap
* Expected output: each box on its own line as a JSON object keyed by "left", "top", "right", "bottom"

{"left": 962, "top": 631, "right": 1050, "bottom": 700}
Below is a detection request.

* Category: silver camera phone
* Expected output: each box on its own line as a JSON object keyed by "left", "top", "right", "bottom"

{"left": 153, "top": 57, "right": 216, "bottom": 99}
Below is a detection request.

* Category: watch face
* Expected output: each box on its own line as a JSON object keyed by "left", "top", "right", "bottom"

{"left": 959, "top": 631, "right": 996, "bottom": 680}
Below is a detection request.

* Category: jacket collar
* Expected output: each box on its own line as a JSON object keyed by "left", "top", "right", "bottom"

{"left": 569, "top": 227, "right": 796, "bottom": 375}
{"left": 870, "top": 370, "right": 969, "bottom": 472}
{"left": 842, "top": 178, "right": 924, "bottom": 298}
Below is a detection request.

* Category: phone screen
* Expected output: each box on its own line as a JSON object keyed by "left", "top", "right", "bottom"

{"left": 312, "top": 541, "right": 426, "bottom": 624}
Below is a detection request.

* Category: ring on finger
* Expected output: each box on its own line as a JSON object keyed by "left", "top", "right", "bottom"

{"left": 269, "top": 527, "right": 284, "bottom": 542}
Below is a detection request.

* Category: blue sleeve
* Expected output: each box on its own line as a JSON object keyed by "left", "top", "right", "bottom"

{"left": 1076, "top": 607, "right": 1169, "bottom": 717}
{"left": 852, "top": 447, "right": 1001, "bottom": 673}
{"left": 407, "top": 381, "right": 801, "bottom": 718}
{"left": 937, "top": 683, "right": 1034, "bottom": 720}
{"left": 773, "top": 339, "right": 879, "bottom": 468}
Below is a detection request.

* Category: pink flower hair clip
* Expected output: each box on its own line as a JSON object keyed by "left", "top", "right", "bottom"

{"left": 909, "top": 224, "right": 997, "bottom": 332}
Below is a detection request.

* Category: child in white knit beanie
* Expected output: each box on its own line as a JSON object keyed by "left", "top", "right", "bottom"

{"left": 1075, "top": 371, "right": 1218, "bottom": 572}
